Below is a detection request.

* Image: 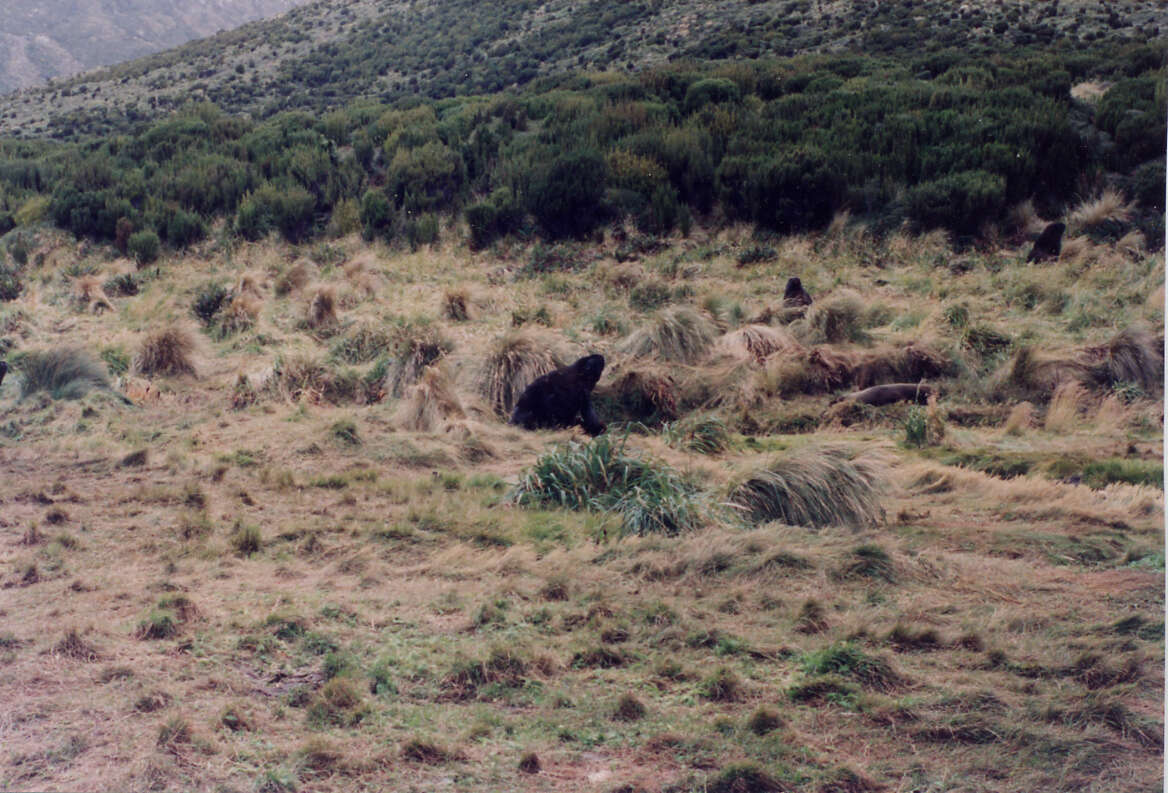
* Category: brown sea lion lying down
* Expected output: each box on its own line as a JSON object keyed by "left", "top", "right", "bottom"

{"left": 838, "top": 382, "right": 934, "bottom": 406}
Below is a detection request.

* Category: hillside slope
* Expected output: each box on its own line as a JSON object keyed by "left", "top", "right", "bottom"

{"left": 0, "top": 216, "right": 1161, "bottom": 792}
{"left": 0, "top": 0, "right": 308, "bottom": 95}
{"left": 0, "top": 0, "right": 1164, "bottom": 139}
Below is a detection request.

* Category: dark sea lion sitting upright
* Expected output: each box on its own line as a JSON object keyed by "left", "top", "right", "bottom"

{"left": 838, "top": 382, "right": 934, "bottom": 406}
{"left": 1026, "top": 222, "right": 1065, "bottom": 263}
{"left": 783, "top": 277, "right": 813, "bottom": 307}
{"left": 0, "top": 360, "right": 7, "bottom": 388}
{"left": 510, "top": 354, "right": 607, "bottom": 437}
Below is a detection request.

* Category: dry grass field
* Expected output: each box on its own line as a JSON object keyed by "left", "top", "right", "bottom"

{"left": 0, "top": 214, "right": 1162, "bottom": 792}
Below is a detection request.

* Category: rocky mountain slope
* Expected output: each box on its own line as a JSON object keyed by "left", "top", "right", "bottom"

{"left": 0, "top": 0, "right": 308, "bottom": 94}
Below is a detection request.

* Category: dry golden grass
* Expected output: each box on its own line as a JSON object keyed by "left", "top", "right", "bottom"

{"left": 306, "top": 284, "right": 338, "bottom": 329}
{"left": 713, "top": 324, "right": 801, "bottom": 364}
{"left": 442, "top": 287, "right": 473, "bottom": 321}
{"left": 72, "top": 275, "right": 113, "bottom": 314}
{"left": 275, "top": 258, "right": 315, "bottom": 295}
{"left": 0, "top": 222, "right": 1160, "bottom": 793}
{"left": 1069, "top": 189, "right": 1135, "bottom": 230}
{"left": 1003, "top": 401, "right": 1036, "bottom": 435}
{"left": 475, "top": 330, "right": 565, "bottom": 417}
{"left": 396, "top": 365, "right": 466, "bottom": 432}
{"left": 619, "top": 305, "right": 718, "bottom": 363}
{"left": 220, "top": 293, "right": 261, "bottom": 335}
{"left": 1044, "top": 381, "right": 1086, "bottom": 433}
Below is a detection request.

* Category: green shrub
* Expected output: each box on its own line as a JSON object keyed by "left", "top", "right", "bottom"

{"left": 528, "top": 150, "right": 608, "bottom": 239}
{"left": 512, "top": 434, "right": 710, "bottom": 536}
{"left": 127, "top": 230, "right": 160, "bottom": 266}
{"left": 387, "top": 142, "right": 464, "bottom": 214}
{"left": 403, "top": 213, "right": 440, "bottom": 250}
{"left": 906, "top": 170, "right": 1006, "bottom": 236}
{"left": 0, "top": 264, "right": 21, "bottom": 302}
{"left": 192, "top": 283, "right": 229, "bottom": 325}
{"left": 904, "top": 407, "right": 928, "bottom": 447}
{"left": 359, "top": 189, "right": 394, "bottom": 241}
{"left": 161, "top": 207, "right": 206, "bottom": 247}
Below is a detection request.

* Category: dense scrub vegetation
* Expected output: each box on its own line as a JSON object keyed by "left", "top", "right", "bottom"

{"left": 0, "top": 46, "right": 1162, "bottom": 253}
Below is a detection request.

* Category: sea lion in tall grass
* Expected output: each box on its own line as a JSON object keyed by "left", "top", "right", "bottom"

{"left": 510, "top": 354, "right": 607, "bottom": 436}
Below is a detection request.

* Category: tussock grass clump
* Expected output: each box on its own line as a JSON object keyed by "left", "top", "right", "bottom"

{"left": 800, "top": 643, "right": 904, "bottom": 692}
{"left": 157, "top": 717, "right": 192, "bottom": 752}
{"left": 714, "top": 324, "right": 801, "bottom": 365}
{"left": 517, "top": 751, "right": 541, "bottom": 774}
{"left": 794, "top": 599, "right": 829, "bottom": 634}
{"left": 699, "top": 667, "right": 743, "bottom": 702}
{"left": 0, "top": 262, "right": 22, "bottom": 302}
{"left": 17, "top": 348, "right": 113, "bottom": 400}
{"left": 619, "top": 305, "right": 717, "bottom": 364}
{"left": 53, "top": 629, "right": 100, "bottom": 661}
{"left": 1044, "top": 381, "right": 1086, "bottom": 432}
{"left": 274, "top": 259, "right": 314, "bottom": 296}
{"left": 477, "top": 331, "right": 564, "bottom": 417}
{"left": 268, "top": 355, "right": 362, "bottom": 404}
{"left": 1069, "top": 189, "right": 1134, "bottom": 231}
{"left": 135, "top": 325, "right": 197, "bottom": 378}
{"left": 796, "top": 289, "right": 869, "bottom": 344}
{"left": 216, "top": 293, "right": 260, "bottom": 338}
{"left": 745, "top": 706, "right": 784, "bottom": 735}
{"left": 512, "top": 434, "right": 710, "bottom": 536}
{"left": 305, "top": 285, "right": 338, "bottom": 329}
{"left": 401, "top": 737, "right": 459, "bottom": 764}
{"left": 442, "top": 288, "right": 472, "bottom": 321}
{"left": 135, "top": 610, "right": 179, "bottom": 640}
{"left": 663, "top": 413, "right": 732, "bottom": 454}
{"left": 443, "top": 647, "right": 528, "bottom": 700}
{"left": 192, "top": 283, "right": 229, "bottom": 325}
{"left": 74, "top": 276, "right": 113, "bottom": 314}
{"left": 762, "top": 347, "right": 850, "bottom": 397}
{"left": 231, "top": 522, "right": 262, "bottom": 555}
{"left": 1082, "top": 325, "right": 1162, "bottom": 394}
{"left": 839, "top": 544, "right": 897, "bottom": 583}
{"left": 849, "top": 343, "right": 951, "bottom": 389}
{"left": 1002, "top": 401, "right": 1036, "bottom": 434}
{"left": 329, "top": 322, "right": 391, "bottom": 364}
{"left": 296, "top": 738, "right": 345, "bottom": 776}
{"left": 598, "top": 362, "right": 680, "bottom": 423}
{"left": 234, "top": 272, "right": 264, "bottom": 300}
{"left": 306, "top": 678, "right": 368, "bottom": 728}
{"left": 396, "top": 365, "right": 465, "bottom": 432}
{"left": 728, "top": 446, "right": 885, "bottom": 529}
{"left": 612, "top": 692, "right": 647, "bottom": 721}
{"left": 708, "top": 763, "right": 783, "bottom": 793}
{"left": 818, "top": 766, "right": 882, "bottom": 793}
{"left": 994, "top": 325, "right": 1162, "bottom": 401}
{"left": 385, "top": 320, "right": 454, "bottom": 397}
{"left": 886, "top": 624, "right": 943, "bottom": 652}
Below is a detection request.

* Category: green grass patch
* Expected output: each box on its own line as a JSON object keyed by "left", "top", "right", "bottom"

{"left": 512, "top": 433, "right": 711, "bottom": 536}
